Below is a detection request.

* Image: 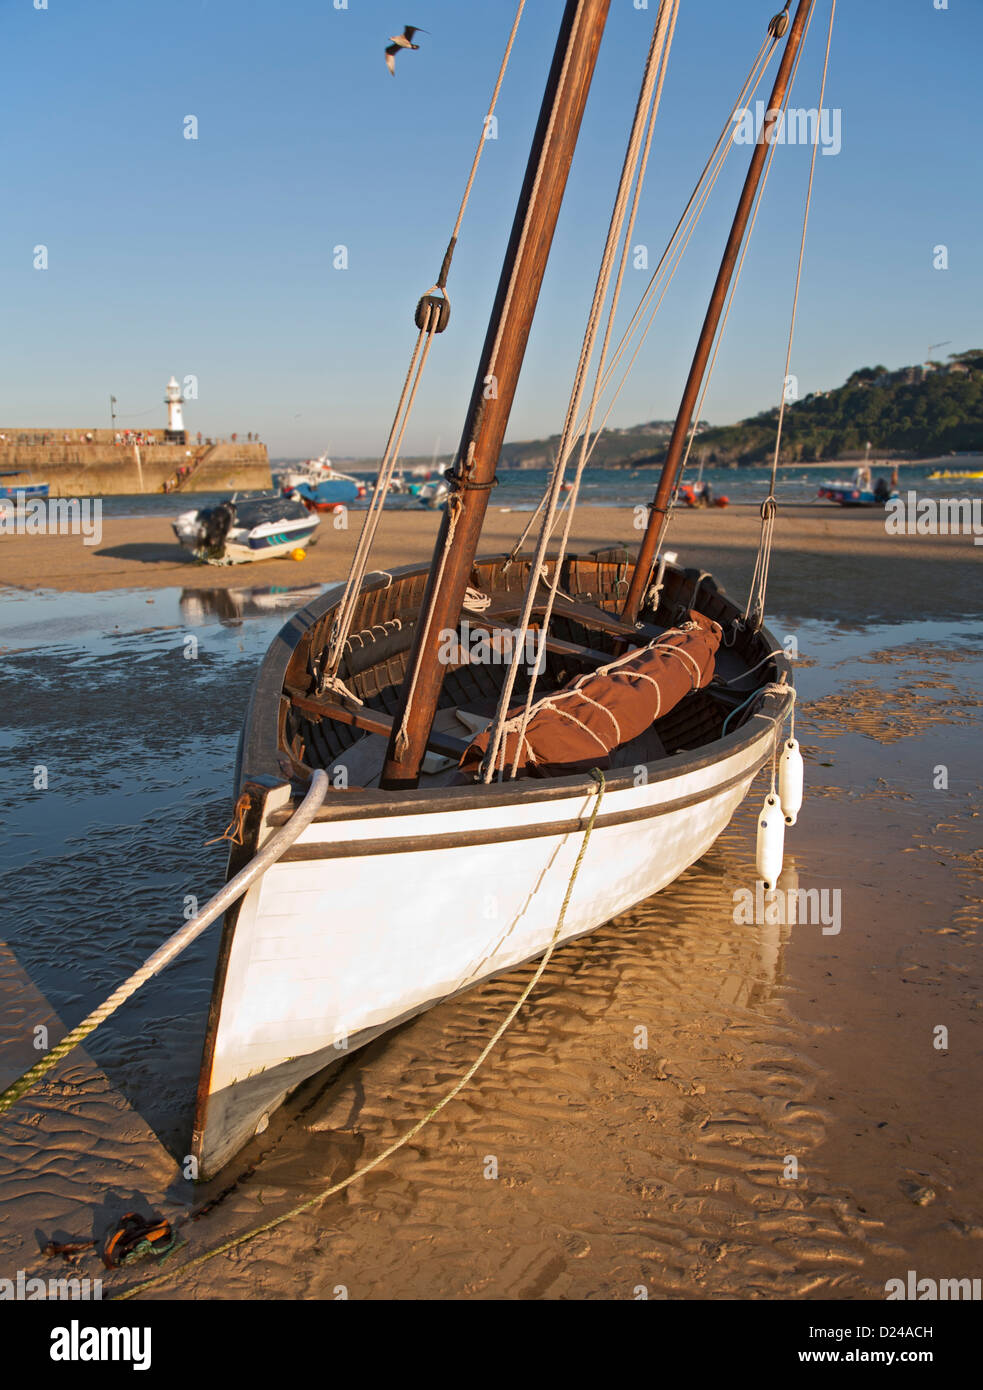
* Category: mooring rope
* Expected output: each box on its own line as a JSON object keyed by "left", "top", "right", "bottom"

{"left": 114, "top": 769, "right": 606, "bottom": 1301}
{"left": 0, "top": 772, "right": 331, "bottom": 1116}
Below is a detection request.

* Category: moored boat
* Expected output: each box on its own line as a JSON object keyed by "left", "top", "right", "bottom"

{"left": 172, "top": 493, "right": 320, "bottom": 565}
{"left": 281, "top": 453, "right": 364, "bottom": 511}
{"left": 0, "top": 481, "right": 49, "bottom": 502}
{"left": 192, "top": 552, "right": 792, "bottom": 1176}
{"left": 191, "top": 0, "right": 824, "bottom": 1177}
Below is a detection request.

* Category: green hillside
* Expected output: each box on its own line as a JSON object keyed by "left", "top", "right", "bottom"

{"left": 334, "top": 351, "right": 983, "bottom": 472}
{"left": 694, "top": 351, "right": 983, "bottom": 466}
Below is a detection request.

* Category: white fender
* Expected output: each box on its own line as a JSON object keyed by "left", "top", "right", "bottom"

{"left": 778, "top": 737, "right": 804, "bottom": 826}
{"left": 756, "top": 792, "right": 785, "bottom": 890}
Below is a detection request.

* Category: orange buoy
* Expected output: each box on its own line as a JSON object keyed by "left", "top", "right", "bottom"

{"left": 290, "top": 548, "right": 306, "bottom": 561}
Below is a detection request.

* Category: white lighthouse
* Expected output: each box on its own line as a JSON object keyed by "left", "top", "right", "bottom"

{"left": 164, "top": 376, "right": 187, "bottom": 443}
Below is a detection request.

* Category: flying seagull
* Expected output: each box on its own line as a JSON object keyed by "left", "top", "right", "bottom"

{"left": 385, "top": 25, "right": 427, "bottom": 76}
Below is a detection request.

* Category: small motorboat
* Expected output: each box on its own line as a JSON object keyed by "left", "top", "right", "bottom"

{"left": 281, "top": 453, "right": 364, "bottom": 511}
{"left": 819, "top": 460, "right": 895, "bottom": 508}
{"left": 172, "top": 493, "right": 320, "bottom": 565}
{"left": 817, "top": 480, "right": 895, "bottom": 507}
{"left": 680, "top": 481, "right": 727, "bottom": 508}
{"left": 289, "top": 477, "right": 363, "bottom": 512}
{"left": 417, "top": 477, "right": 450, "bottom": 509}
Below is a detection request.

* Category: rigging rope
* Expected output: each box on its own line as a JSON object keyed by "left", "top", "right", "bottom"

{"left": 114, "top": 770, "right": 607, "bottom": 1301}
{"left": 490, "top": 5, "right": 817, "bottom": 776}
{"left": 482, "top": 0, "right": 681, "bottom": 781}
{"left": 652, "top": 2, "right": 817, "bottom": 583}
{"left": 500, "top": 27, "right": 781, "bottom": 577}
{"left": 564, "top": 32, "right": 780, "bottom": 470}
{"left": 488, "top": 5, "right": 783, "bottom": 774}
{"left": 746, "top": 0, "right": 836, "bottom": 627}
{"left": 393, "top": 2, "right": 577, "bottom": 762}
{"left": 323, "top": 1, "right": 527, "bottom": 682}
{"left": 504, "top": 0, "right": 684, "bottom": 779}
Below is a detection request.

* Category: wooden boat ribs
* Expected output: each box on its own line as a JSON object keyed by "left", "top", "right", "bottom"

{"left": 269, "top": 548, "right": 783, "bottom": 793}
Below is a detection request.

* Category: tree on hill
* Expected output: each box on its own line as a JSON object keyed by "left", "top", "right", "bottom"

{"left": 690, "top": 352, "right": 982, "bottom": 464}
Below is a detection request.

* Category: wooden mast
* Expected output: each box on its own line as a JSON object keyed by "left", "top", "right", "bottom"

{"left": 381, "top": 0, "right": 611, "bottom": 791}
{"left": 621, "top": 0, "right": 815, "bottom": 623}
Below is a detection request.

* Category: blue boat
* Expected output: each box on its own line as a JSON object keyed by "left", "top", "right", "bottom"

{"left": 0, "top": 481, "right": 49, "bottom": 502}
{"left": 288, "top": 476, "right": 361, "bottom": 512}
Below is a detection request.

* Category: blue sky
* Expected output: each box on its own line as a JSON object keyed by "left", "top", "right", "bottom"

{"left": 1, "top": 0, "right": 979, "bottom": 457}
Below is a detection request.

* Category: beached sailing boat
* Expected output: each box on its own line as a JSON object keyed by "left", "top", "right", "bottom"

{"left": 192, "top": 0, "right": 822, "bottom": 1177}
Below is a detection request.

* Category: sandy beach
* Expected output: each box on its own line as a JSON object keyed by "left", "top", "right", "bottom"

{"left": 1, "top": 503, "right": 980, "bottom": 624}
{"left": 0, "top": 503, "right": 981, "bottom": 1302}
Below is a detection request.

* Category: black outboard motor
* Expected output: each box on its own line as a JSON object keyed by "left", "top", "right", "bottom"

{"left": 199, "top": 500, "right": 237, "bottom": 555}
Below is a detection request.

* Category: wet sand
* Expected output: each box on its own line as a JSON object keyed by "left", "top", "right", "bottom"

{"left": 2, "top": 503, "right": 981, "bottom": 623}
{"left": 0, "top": 534, "right": 981, "bottom": 1300}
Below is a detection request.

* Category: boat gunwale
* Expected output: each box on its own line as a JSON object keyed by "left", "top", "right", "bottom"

{"left": 276, "top": 756, "right": 764, "bottom": 860}
{"left": 236, "top": 551, "right": 794, "bottom": 815}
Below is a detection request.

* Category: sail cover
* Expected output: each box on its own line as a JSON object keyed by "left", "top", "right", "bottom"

{"left": 460, "top": 609, "right": 723, "bottom": 779}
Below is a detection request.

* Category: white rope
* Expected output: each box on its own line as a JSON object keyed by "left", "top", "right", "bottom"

{"left": 394, "top": 5, "right": 577, "bottom": 765}
{"left": 482, "top": 0, "right": 680, "bottom": 782}
{"left": 0, "top": 772, "right": 331, "bottom": 1115}
{"left": 323, "top": 3, "right": 527, "bottom": 681}
{"left": 463, "top": 587, "right": 491, "bottom": 613}
{"left": 656, "top": 3, "right": 817, "bottom": 574}
{"left": 748, "top": 0, "right": 836, "bottom": 625}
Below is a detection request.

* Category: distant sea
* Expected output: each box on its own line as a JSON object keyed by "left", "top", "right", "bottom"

{"left": 94, "top": 458, "right": 983, "bottom": 520}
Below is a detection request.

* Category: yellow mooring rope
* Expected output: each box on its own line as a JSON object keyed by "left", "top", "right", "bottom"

{"left": 0, "top": 771, "right": 332, "bottom": 1117}
{"left": 114, "top": 770, "right": 607, "bottom": 1300}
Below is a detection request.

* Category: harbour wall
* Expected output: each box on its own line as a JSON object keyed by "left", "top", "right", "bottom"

{"left": 0, "top": 438, "right": 271, "bottom": 496}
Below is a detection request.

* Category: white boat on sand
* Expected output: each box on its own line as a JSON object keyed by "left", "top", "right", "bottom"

{"left": 186, "top": 0, "right": 817, "bottom": 1176}
{"left": 192, "top": 555, "right": 792, "bottom": 1176}
{"left": 173, "top": 494, "right": 320, "bottom": 565}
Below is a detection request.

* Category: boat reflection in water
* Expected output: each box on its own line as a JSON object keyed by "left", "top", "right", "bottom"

{"left": 179, "top": 584, "right": 329, "bottom": 626}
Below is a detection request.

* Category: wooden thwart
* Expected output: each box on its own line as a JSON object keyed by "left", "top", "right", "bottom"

{"left": 289, "top": 691, "right": 469, "bottom": 760}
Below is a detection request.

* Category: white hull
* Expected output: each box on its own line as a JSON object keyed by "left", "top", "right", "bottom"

{"left": 195, "top": 724, "right": 771, "bottom": 1176}
{"left": 218, "top": 527, "right": 317, "bottom": 565}
{"left": 173, "top": 509, "right": 319, "bottom": 565}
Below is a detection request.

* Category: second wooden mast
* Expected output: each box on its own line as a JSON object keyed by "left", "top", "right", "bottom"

{"left": 621, "top": 0, "right": 816, "bottom": 623}
{"left": 381, "top": 0, "right": 611, "bottom": 791}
